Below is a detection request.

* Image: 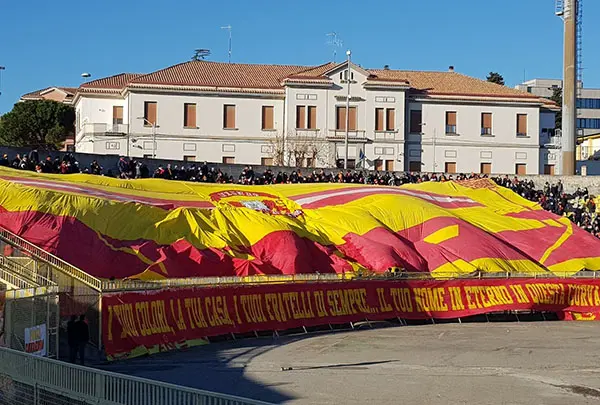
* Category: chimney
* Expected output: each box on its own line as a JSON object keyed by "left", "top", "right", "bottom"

{"left": 448, "top": 66, "right": 455, "bottom": 72}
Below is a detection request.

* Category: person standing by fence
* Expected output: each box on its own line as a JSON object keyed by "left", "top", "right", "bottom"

{"left": 75, "top": 314, "right": 89, "bottom": 365}
{"left": 67, "top": 315, "right": 78, "bottom": 363}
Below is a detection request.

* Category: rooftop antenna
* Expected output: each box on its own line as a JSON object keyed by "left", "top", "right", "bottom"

{"left": 326, "top": 32, "right": 343, "bottom": 63}
{"left": 221, "top": 25, "right": 232, "bottom": 63}
{"left": 0, "top": 66, "right": 4, "bottom": 96}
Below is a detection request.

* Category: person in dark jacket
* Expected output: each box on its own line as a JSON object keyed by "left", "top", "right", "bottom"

{"left": 74, "top": 314, "right": 89, "bottom": 365}
{"left": 66, "top": 315, "right": 78, "bottom": 363}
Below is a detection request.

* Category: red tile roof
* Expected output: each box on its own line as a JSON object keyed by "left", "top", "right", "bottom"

{"left": 72, "top": 61, "right": 546, "bottom": 102}
{"left": 21, "top": 86, "right": 78, "bottom": 99}
{"left": 368, "top": 70, "right": 540, "bottom": 99}
{"left": 129, "top": 61, "right": 311, "bottom": 89}
{"left": 80, "top": 73, "right": 142, "bottom": 91}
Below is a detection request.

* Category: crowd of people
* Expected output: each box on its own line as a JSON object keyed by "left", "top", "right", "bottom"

{"left": 2, "top": 151, "right": 600, "bottom": 238}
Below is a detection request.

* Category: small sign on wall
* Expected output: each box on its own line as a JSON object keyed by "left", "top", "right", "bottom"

{"left": 24, "top": 324, "right": 46, "bottom": 357}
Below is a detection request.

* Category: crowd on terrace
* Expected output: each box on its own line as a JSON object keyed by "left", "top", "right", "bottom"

{"left": 2, "top": 151, "right": 600, "bottom": 238}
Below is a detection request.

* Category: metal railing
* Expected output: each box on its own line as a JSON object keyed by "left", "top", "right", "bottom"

{"left": 0, "top": 227, "right": 102, "bottom": 292}
{"left": 80, "top": 123, "right": 129, "bottom": 135}
{"left": 0, "top": 256, "right": 54, "bottom": 287}
{"left": 102, "top": 273, "right": 346, "bottom": 291}
{"left": 0, "top": 266, "right": 36, "bottom": 289}
{"left": 0, "top": 346, "right": 272, "bottom": 405}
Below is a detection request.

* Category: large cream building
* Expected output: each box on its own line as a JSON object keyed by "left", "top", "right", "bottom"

{"left": 71, "top": 60, "right": 559, "bottom": 174}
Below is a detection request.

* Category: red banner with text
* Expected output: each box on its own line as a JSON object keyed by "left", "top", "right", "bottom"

{"left": 103, "top": 278, "right": 600, "bottom": 359}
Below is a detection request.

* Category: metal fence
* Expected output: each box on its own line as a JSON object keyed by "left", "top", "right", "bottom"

{"left": 3, "top": 287, "right": 59, "bottom": 359}
{"left": 0, "top": 229, "right": 103, "bottom": 351}
{"left": 0, "top": 346, "right": 272, "bottom": 405}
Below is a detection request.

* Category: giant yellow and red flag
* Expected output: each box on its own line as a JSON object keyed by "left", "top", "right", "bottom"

{"left": 0, "top": 166, "right": 599, "bottom": 280}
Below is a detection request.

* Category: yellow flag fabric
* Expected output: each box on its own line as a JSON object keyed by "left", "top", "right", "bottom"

{"left": 0, "top": 167, "right": 599, "bottom": 280}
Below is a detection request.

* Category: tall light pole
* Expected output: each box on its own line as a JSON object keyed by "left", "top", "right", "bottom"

{"left": 344, "top": 49, "right": 351, "bottom": 170}
{"left": 558, "top": 0, "right": 578, "bottom": 175}
{"left": 137, "top": 117, "right": 158, "bottom": 158}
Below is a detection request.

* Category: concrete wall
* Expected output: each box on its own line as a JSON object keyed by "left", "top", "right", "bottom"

{"left": 3, "top": 145, "right": 600, "bottom": 194}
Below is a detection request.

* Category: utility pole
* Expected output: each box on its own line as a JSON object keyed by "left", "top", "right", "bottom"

{"left": 221, "top": 25, "right": 232, "bottom": 63}
{"left": 344, "top": 50, "right": 351, "bottom": 170}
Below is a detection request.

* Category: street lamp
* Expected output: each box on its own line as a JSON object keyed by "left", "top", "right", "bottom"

{"left": 344, "top": 49, "right": 351, "bottom": 170}
{"left": 137, "top": 117, "right": 158, "bottom": 158}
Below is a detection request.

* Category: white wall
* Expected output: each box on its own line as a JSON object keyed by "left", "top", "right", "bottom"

{"left": 406, "top": 101, "right": 541, "bottom": 174}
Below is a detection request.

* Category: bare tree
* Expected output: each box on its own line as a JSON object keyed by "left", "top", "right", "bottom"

{"left": 267, "top": 130, "right": 333, "bottom": 168}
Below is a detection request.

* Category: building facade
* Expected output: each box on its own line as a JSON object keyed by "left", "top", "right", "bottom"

{"left": 20, "top": 86, "right": 79, "bottom": 151}
{"left": 70, "top": 61, "right": 557, "bottom": 174}
{"left": 516, "top": 78, "right": 600, "bottom": 139}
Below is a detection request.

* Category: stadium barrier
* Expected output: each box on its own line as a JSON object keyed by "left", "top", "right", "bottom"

{"left": 0, "top": 346, "right": 272, "bottom": 405}
{"left": 103, "top": 277, "right": 600, "bottom": 359}
{"left": 3, "top": 286, "right": 60, "bottom": 359}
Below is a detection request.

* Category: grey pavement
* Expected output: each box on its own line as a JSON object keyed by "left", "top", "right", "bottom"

{"left": 100, "top": 322, "right": 600, "bottom": 404}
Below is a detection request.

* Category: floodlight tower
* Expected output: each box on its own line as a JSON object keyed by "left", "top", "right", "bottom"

{"left": 556, "top": 0, "right": 581, "bottom": 175}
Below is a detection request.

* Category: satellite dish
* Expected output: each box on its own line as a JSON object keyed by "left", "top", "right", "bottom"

{"left": 81, "top": 73, "right": 91, "bottom": 78}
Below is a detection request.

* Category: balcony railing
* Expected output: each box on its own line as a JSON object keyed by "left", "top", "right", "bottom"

{"left": 374, "top": 130, "right": 399, "bottom": 140}
{"left": 79, "top": 123, "right": 129, "bottom": 135}
{"left": 327, "top": 129, "right": 367, "bottom": 140}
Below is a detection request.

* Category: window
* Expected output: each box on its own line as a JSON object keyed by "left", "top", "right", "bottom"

{"left": 577, "top": 98, "right": 600, "bottom": 109}
{"left": 374, "top": 108, "right": 395, "bottom": 131}
{"left": 544, "top": 164, "right": 555, "bottom": 175}
{"left": 222, "top": 157, "right": 235, "bottom": 164}
{"left": 307, "top": 106, "right": 317, "bottom": 129}
{"left": 113, "top": 106, "right": 123, "bottom": 125}
{"left": 409, "top": 161, "right": 421, "bottom": 172}
{"left": 336, "top": 106, "right": 357, "bottom": 130}
{"left": 261, "top": 157, "right": 274, "bottom": 166}
{"left": 577, "top": 118, "right": 600, "bottom": 129}
{"left": 144, "top": 102, "right": 157, "bottom": 126}
{"left": 481, "top": 113, "right": 492, "bottom": 135}
{"left": 515, "top": 164, "right": 527, "bottom": 175}
{"left": 183, "top": 155, "right": 196, "bottom": 162}
{"left": 306, "top": 157, "right": 314, "bottom": 168}
{"left": 517, "top": 114, "right": 527, "bottom": 136}
{"left": 409, "top": 110, "right": 422, "bottom": 133}
{"left": 335, "top": 159, "right": 356, "bottom": 169}
{"left": 374, "top": 159, "right": 384, "bottom": 171}
{"left": 184, "top": 103, "right": 196, "bottom": 128}
{"left": 223, "top": 105, "right": 236, "bottom": 129}
{"left": 385, "top": 160, "right": 394, "bottom": 171}
{"left": 262, "top": 106, "right": 274, "bottom": 130}
{"left": 386, "top": 109, "right": 395, "bottom": 131}
{"left": 526, "top": 87, "right": 532, "bottom": 93}
{"left": 375, "top": 108, "right": 384, "bottom": 131}
{"left": 445, "top": 111, "right": 457, "bottom": 134}
{"left": 296, "top": 106, "right": 306, "bottom": 129}
{"left": 480, "top": 163, "right": 492, "bottom": 174}
{"left": 445, "top": 162, "right": 457, "bottom": 174}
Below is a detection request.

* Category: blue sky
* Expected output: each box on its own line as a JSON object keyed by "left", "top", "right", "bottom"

{"left": 0, "top": 0, "right": 598, "bottom": 114}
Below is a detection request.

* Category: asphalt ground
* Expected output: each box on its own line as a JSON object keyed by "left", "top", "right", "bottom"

{"left": 100, "top": 321, "right": 600, "bottom": 405}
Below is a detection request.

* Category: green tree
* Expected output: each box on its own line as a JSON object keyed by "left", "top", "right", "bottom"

{"left": 486, "top": 72, "right": 505, "bottom": 86}
{"left": 0, "top": 100, "right": 75, "bottom": 149}
{"left": 549, "top": 87, "right": 562, "bottom": 129}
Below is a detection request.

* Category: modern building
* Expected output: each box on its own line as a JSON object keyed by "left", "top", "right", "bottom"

{"left": 516, "top": 78, "right": 600, "bottom": 142}
{"left": 70, "top": 60, "right": 558, "bottom": 174}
